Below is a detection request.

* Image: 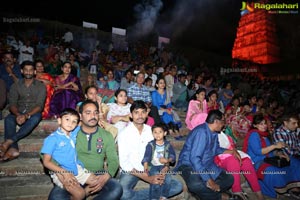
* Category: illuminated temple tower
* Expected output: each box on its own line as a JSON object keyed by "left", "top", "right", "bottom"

{"left": 232, "top": 2, "right": 280, "bottom": 64}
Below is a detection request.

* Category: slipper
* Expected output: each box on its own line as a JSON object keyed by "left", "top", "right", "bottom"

{"left": 0, "top": 148, "right": 19, "bottom": 162}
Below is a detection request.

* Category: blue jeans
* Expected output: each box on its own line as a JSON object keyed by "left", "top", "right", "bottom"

{"left": 48, "top": 178, "right": 122, "bottom": 200}
{"left": 119, "top": 170, "right": 183, "bottom": 200}
{"left": 149, "top": 166, "right": 171, "bottom": 199}
{"left": 4, "top": 113, "right": 42, "bottom": 149}
{"left": 179, "top": 165, "right": 233, "bottom": 200}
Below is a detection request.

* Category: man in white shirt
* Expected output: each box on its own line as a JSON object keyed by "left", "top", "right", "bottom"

{"left": 18, "top": 40, "right": 34, "bottom": 64}
{"left": 118, "top": 100, "right": 183, "bottom": 200}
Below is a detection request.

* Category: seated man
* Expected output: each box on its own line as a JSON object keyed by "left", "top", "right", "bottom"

{"left": 118, "top": 100, "right": 183, "bottom": 200}
{"left": 176, "top": 110, "right": 237, "bottom": 200}
{"left": 0, "top": 61, "right": 46, "bottom": 161}
{"left": 48, "top": 100, "right": 123, "bottom": 200}
{"left": 172, "top": 74, "right": 188, "bottom": 111}
{"left": 127, "top": 72, "right": 161, "bottom": 124}
{"left": 273, "top": 112, "right": 299, "bottom": 158}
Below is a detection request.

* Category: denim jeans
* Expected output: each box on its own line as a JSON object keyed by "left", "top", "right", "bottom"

{"left": 149, "top": 165, "right": 171, "bottom": 199}
{"left": 4, "top": 113, "right": 42, "bottom": 149}
{"left": 119, "top": 170, "right": 183, "bottom": 200}
{"left": 179, "top": 165, "right": 233, "bottom": 200}
{"left": 48, "top": 178, "right": 123, "bottom": 200}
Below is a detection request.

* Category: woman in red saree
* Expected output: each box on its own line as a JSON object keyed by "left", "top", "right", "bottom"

{"left": 49, "top": 62, "right": 83, "bottom": 118}
{"left": 35, "top": 60, "right": 55, "bottom": 119}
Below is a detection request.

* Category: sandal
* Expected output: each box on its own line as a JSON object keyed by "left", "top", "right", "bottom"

{"left": 0, "top": 147, "right": 19, "bottom": 162}
{"left": 232, "top": 192, "right": 248, "bottom": 200}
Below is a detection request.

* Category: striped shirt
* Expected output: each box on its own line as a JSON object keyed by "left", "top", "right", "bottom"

{"left": 127, "top": 83, "right": 151, "bottom": 103}
{"left": 273, "top": 125, "right": 300, "bottom": 156}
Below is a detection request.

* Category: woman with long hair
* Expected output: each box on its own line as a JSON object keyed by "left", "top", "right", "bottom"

{"left": 152, "top": 78, "right": 181, "bottom": 136}
{"left": 185, "top": 88, "right": 208, "bottom": 130}
{"left": 49, "top": 62, "right": 83, "bottom": 118}
{"left": 207, "top": 90, "right": 219, "bottom": 113}
{"left": 35, "top": 60, "right": 55, "bottom": 119}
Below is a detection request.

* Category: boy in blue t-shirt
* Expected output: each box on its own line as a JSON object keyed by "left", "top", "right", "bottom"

{"left": 41, "top": 108, "right": 97, "bottom": 199}
{"left": 142, "top": 123, "right": 176, "bottom": 200}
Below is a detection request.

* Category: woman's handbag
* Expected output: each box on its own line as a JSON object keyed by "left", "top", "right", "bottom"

{"left": 264, "top": 156, "right": 290, "bottom": 168}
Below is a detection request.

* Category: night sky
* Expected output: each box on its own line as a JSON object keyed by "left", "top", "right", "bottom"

{"left": 1, "top": 0, "right": 299, "bottom": 69}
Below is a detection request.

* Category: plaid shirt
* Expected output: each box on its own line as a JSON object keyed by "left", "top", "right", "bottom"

{"left": 273, "top": 125, "right": 300, "bottom": 156}
{"left": 127, "top": 83, "right": 151, "bottom": 103}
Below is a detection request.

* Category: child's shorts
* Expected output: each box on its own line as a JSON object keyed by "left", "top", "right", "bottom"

{"left": 51, "top": 164, "right": 91, "bottom": 188}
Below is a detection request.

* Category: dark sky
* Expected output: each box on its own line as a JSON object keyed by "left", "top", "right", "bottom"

{"left": 1, "top": 0, "right": 175, "bottom": 31}
{"left": 1, "top": 0, "right": 299, "bottom": 66}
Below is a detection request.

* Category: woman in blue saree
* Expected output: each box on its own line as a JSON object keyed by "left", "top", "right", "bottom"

{"left": 49, "top": 62, "right": 83, "bottom": 118}
{"left": 151, "top": 78, "right": 181, "bottom": 136}
{"left": 243, "top": 114, "right": 300, "bottom": 198}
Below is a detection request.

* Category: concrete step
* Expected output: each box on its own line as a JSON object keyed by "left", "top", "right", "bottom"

{"left": 0, "top": 152, "right": 45, "bottom": 177}
{"left": 0, "top": 175, "right": 52, "bottom": 200}
{"left": 0, "top": 137, "right": 44, "bottom": 153}
{"left": 0, "top": 174, "right": 192, "bottom": 200}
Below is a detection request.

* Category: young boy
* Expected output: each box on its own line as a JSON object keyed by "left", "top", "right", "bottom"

{"left": 142, "top": 123, "right": 176, "bottom": 200}
{"left": 41, "top": 108, "right": 98, "bottom": 200}
{"left": 145, "top": 77, "right": 155, "bottom": 92}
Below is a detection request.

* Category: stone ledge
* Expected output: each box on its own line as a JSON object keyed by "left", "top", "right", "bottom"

{"left": 0, "top": 120, "right": 58, "bottom": 136}
{"left": 0, "top": 156, "right": 45, "bottom": 177}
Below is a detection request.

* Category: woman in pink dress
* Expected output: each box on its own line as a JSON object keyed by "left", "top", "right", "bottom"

{"left": 215, "top": 131, "right": 264, "bottom": 200}
{"left": 185, "top": 88, "right": 208, "bottom": 130}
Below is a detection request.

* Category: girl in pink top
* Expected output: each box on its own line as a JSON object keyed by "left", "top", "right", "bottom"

{"left": 185, "top": 88, "right": 208, "bottom": 130}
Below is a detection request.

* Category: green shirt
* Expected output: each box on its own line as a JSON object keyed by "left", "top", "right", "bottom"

{"left": 76, "top": 127, "right": 119, "bottom": 177}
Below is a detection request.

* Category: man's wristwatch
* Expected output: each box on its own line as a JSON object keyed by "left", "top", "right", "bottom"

{"left": 25, "top": 113, "right": 31, "bottom": 119}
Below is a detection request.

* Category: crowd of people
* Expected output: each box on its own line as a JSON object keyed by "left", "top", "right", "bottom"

{"left": 0, "top": 31, "right": 300, "bottom": 200}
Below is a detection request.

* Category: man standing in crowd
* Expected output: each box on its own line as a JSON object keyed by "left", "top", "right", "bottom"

{"left": 0, "top": 61, "right": 46, "bottom": 161}
{"left": 118, "top": 100, "right": 183, "bottom": 200}
{"left": 48, "top": 100, "right": 123, "bottom": 200}
{"left": 127, "top": 72, "right": 161, "bottom": 124}
{"left": 18, "top": 40, "right": 34, "bottom": 64}
{"left": 177, "top": 110, "right": 238, "bottom": 200}
{"left": 273, "top": 113, "right": 299, "bottom": 158}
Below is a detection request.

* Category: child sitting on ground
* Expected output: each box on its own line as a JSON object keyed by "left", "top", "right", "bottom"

{"left": 142, "top": 123, "right": 176, "bottom": 200}
{"left": 41, "top": 108, "right": 99, "bottom": 200}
